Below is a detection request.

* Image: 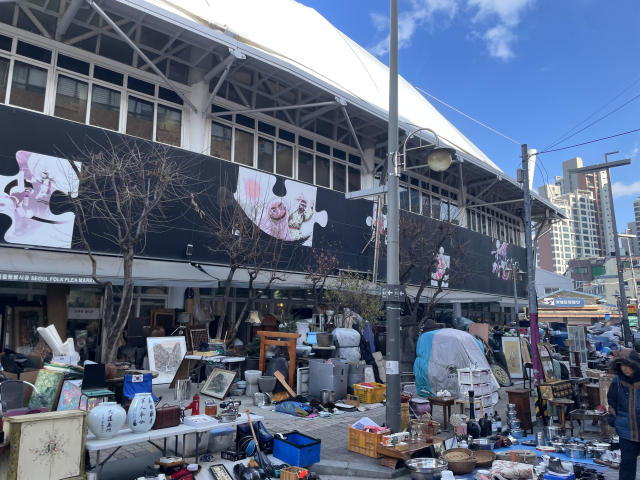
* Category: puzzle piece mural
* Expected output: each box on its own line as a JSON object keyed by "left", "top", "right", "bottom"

{"left": 0, "top": 151, "right": 80, "bottom": 249}
{"left": 365, "top": 202, "right": 387, "bottom": 244}
{"left": 234, "top": 166, "right": 328, "bottom": 246}
{"left": 491, "top": 239, "right": 514, "bottom": 281}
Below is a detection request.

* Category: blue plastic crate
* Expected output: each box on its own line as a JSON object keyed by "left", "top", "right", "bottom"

{"left": 273, "top": 431, "right": 321, "bottom": 467}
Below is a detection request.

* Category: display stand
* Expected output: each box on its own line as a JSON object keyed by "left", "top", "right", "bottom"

{"left": 257, "top": 331, "right": 301, "bottom": 390}
{"left": 457, "top": 368, "right": 492, "bottom": 410}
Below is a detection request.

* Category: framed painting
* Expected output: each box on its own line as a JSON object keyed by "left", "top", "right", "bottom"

{"left": 147, "top": 336, "right": 187, "bottom": 384}
{"left": 14, "top": 306, "right": 44, "bottom": 353}
{"left": 501, "top": 336, "right": 523, "bottom": 379}
{"left": 200, "top": 368, "right": 237, "bottom": 399}
{"left": 28, "top": 369, "right": 64, "bottom": 410}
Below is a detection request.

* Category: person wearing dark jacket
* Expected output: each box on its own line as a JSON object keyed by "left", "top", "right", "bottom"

{"left": 607, "top": 348, "right": 640, "bottom": 480}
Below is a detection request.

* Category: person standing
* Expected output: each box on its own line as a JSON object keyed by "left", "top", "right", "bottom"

{"left": 607, "top": 348, "right": 640, "bottom": 480}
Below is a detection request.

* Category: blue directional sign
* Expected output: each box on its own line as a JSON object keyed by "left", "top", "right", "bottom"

{"left": 555, "top": 298, "right": 584, "bottom": 308}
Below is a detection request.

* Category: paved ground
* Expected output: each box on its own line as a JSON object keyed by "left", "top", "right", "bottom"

{"left": 88, "top": 382, "right": 637, "bottom": 479}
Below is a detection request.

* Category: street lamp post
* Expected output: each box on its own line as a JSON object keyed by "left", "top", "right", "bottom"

{"left": 620, "top": 232, "right": 639, "bottom": 307}
{"left": 568, "top": 153, "right": 633, "bottom": 345}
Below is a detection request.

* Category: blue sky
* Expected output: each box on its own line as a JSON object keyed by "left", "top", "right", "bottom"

{"left": 301, "top": 0, "right": 640, "bottom": 230}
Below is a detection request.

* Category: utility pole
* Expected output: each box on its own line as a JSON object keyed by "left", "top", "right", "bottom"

{"left": 604, "top": 156, "right": 633, "bottom": 345}
{"left": 385, "top": 0, "right": 401, "bottom": 433}
{"left": 522, "top": 144, "right": 544, "bottom": 384}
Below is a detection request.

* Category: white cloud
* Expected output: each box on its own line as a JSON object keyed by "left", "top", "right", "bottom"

{"left": 612, "top": 180, "right": 640, "bottom": 198}
{"left": 368, "top": 0, "right": 535, "bottom": 60}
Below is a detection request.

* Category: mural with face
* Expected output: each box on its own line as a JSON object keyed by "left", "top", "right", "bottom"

{"left": 234, "top": 166, "right": 327, "bottom": 246}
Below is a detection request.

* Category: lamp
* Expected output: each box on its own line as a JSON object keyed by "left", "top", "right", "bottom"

{"left": 427, "top": 147, "right": 455, "bottom": 172}
{"left": 246, "top": 310, "right": 262, "bottom": 325}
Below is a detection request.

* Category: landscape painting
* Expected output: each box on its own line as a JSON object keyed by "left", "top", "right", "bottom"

{"left": 147, "top": 336, "right": 187, "bottom": 384}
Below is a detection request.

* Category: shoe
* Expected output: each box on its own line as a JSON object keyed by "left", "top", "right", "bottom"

{"left": 547, "top": 457, "right": 571, "bottom": 475}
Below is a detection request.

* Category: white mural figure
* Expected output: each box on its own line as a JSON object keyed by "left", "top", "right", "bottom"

{"left": 431, "top": 246, "right": 450, "bottom": 287}
{"left": 234, "top": 166, "right": 327, "bottom": 246}
{"left": 491, "top": 239, "right": 513, "bottom": 280}
{"left": 365, "top": 202, "right": 387, "bottom": 244}
{"left": 0, "top": 151, "right": 80, "bottom": 248}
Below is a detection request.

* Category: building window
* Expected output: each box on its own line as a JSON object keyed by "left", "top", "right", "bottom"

{"left": 10, "top": 61, "right": 48, "bottom": 112}
{"left": 127, "top": 96, "right": 154, "bottom": 140}
{"left": 54, "top": 75, "right": 88, "bottom": 123}
{"left": 90, "top": 85, "right": 121, "bottom": 131}
{"left": 210, "top": 121, "right": 232, "bottom": 161}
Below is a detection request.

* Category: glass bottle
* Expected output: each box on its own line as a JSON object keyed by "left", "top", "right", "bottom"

{"left": 494, "top": 410, "right": 502, "bottom": 433}
{"left": 491, "top": 413, "right": 497, "bottom": 435}
{"left": 466, "top": 391, "right": 481, "bottom": 440}
{"left": 479, "top": 413, "right": 491, "bottom": 437}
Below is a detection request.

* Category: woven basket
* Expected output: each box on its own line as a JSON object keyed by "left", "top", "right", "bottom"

{"left": 447, "top": 457, "right": 478, "bottom": 474}
{"left": 442, "top": 448, "right": 472, "bottom": 462}
{"left": 411, "top": 412, "right": 440, "bottom": 436}
{"left": 472, "top": 450, "right": 496, "bottom": 468}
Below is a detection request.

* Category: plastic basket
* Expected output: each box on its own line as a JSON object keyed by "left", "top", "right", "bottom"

{"left": 273, "top": 431, "right": 321, "bottom": 468}
{"left": 354, "top": 382, "right": 386, "bottom": 404}
{"left": 347, "top": 426, "right": 390, "bottom": 458}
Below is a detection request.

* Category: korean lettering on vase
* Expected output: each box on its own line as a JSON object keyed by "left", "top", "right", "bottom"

{"left": 106, "top": 408, "right": 114, "bottom": 434}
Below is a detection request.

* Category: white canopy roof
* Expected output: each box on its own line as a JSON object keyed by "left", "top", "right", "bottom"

{"left": 121, "top": 0, "right": 500, "bottom": 170}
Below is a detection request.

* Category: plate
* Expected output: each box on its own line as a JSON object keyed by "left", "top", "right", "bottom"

{"left": 521, "top": 440, "right": 536, "bottom": 446}
{"left": 536, "top": 446, "right": 556, "bottom": 453}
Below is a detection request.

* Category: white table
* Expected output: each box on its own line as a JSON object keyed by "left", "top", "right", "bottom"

{"left": 86, "top": 425, "right": 196, "bottom": 478}
{"left": 189, "top": 412, "right": 264, "bottom": 466}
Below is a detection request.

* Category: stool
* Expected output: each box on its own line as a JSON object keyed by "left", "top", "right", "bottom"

{"left": 548, "top": 398, "right": 575, "bottom": 436}
{"left": 257, "top": 331, "right": 301, "bottom": 391}
{"left": 523, "top": 362, "right": 533, "bottom": 392}
{"left": 453, "top": 399, "right": 483, "bottom": 419}
{"left": 427, "top": 396, "right": 456, "bottom": 430}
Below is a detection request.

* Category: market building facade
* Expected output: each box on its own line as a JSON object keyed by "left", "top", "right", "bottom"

{"left": 0, "top": 0, "right": 563, "bottom": 361}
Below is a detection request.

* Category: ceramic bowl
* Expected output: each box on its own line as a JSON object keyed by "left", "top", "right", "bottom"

{"left": 258, "top": 376, "right": 277, "bottom": 393}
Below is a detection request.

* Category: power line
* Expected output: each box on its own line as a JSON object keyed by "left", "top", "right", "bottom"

{"left": 538, "top": 127, "right": 640, "bottom": 154}
{"left": 411, "top": 84, "right": 521, "bottom": 145}
{"left": 542, "top": 76, "right": 640, "bottom": 153}
{"left": 539, "top": 92, "right": 640, "bottom": 154}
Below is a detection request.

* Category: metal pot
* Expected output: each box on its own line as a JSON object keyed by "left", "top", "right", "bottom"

{"left": 544, "top": 426, "right": 563, "bottom": 439}
{"left": 509, "top": 419, "right": 520, "bottom": 429}
{"left": 511, "top": 428, "right": 524, "bottom": 439}
{"left": 218, "top": 412, "right": 239, "bottom": 423}
{"left": 551, "top": 442, "right": 565, "bottom": 453}
{"left": 565, "top": 444, "right": 586, "bottom": 459}
{"left": 586, "top": 446, "right": 606, "bottom": 459}
{"left": 535, "top": 432, "right": 546, "bottom": 446}
{"left": 320, "top": 389, "right": 335, "bottom": 404}
{"left": 253, "top": 393, "right": 266, "bottom": 406}
{"left": 507, "top": 403, "right": 517, "bottom": 412}
{"left": 472, "top": 439, "right": 493, "bottom": 451}
{"left": 592, "top": 442, "right": 611, "bottom": 451}
{"left": 405, "top": 458, "right": 448, "bottom": 480}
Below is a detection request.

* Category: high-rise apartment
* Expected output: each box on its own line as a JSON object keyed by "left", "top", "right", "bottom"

{"left": 553, "top": 157, "right": 614, "bottom": 255}
{"left": 631, "top": 197, "right": 640, "bottom": 256}
{"left": 537, "top": 187, "right": 600, "bottom": 275}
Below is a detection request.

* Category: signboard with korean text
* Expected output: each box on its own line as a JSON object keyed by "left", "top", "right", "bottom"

{"left": 68, "top": 307, "right": 101, "bottom": 320}
{"left": 554, "top": 298, "right": 585, "bottom": 308}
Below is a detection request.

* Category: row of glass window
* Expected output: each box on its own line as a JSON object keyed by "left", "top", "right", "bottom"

{"left": 0, "top": 37, "right": 183, "bottom": 145}
{"left": 467, "top": 208, "right": 522, "bottom": 246}
{"left": 210, "top": 116, "right": 362, "bottom": 193}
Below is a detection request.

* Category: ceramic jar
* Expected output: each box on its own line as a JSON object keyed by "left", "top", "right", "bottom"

{"left": 127, "top": 393, "right": 156, "bottom": 433}
{"left": 87, "top": 402, "right": 126, "bottom": 439}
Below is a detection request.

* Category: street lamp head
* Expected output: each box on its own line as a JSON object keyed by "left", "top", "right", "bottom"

{"left": 427, "top": 147, "right": 456, "bottom": 172}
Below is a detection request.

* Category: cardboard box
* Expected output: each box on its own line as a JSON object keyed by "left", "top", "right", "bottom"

{"left": 53, "top": 354, "right": 79, "bottom": 365}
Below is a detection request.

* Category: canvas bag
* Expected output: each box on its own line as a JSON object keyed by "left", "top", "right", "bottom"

{"left": 490, "top": 460, "right": 534, "bottom": 480}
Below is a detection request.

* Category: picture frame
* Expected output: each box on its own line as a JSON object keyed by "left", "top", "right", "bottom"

{"left": 200, "top": 367, "right": 237, "bottom": 399}
{"left": 147, "top": 336, "right": 187, "bottom": 384}
{"left": 501, "top": 336, "right": 523, "bottom": 379}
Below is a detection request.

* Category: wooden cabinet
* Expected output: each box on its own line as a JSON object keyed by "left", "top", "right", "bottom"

{"left": 506, "top": 388, "right": 533, "bottom": 434}
{"left": 1, "top": 410, "right": 88, "bottom": 480}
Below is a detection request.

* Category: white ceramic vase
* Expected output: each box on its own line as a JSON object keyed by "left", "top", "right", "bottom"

{"left": 127, "top": 392, "right": 156, "bottom": 433}
{"left": 87, "top": 401, "right": 126, "bottom": 439}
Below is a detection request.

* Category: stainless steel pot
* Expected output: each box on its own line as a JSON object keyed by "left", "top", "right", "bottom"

{"left": 405, "top": 458, "right": 448, "bottom": 480}
{"left": 253, "top": 393, "right": 266, "bottom": 406}
{"left": 473, "top": 439, "right": 493, "bottom": 451}
{"left": 565, "top": 444, "right": 586, "bottom": 459}
{"left": 551, "top": 442, "right": 565, "bottom": 453}
{"left": 536, "top": 432, "right": 546, "bottom": 447}
{"left": 507, "top": 403, "right": 517, "bottom": 412}
{"left": 509, "top": 419, "right": 520, "bottom": 429}
{"left": 586, "top": 446, "right": 606, "bottom": 459}
{"left": 544, "top": 426, "right": 563, "bottom": 439}
{"left": 511, "top": 428, "right": 524, "bottom": 439}
{"left": 320, "top": 389, "right": 335, "bottom": 404}
{"left": 592, "top": 442, "right": 611, "bottom": 451}
{"left": 218, "top": 412, "right": 240, "bottom": 423}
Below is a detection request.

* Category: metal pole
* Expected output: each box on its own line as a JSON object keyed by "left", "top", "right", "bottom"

{"left": 522, "top": 144, "right": 543, "bottom": 384}
{"left": 605, "top": 159, "right": 632, "bottom": 345}
{"left": 513, "top": 269, "right": 520, "bottom": 339}
{"left": 385, "top": 0, "right": 401, "bottom": 434}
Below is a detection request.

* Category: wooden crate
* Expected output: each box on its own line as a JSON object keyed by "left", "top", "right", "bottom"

{"left": 280, "top": 466, "right": 307, "bottom": 480}
{"left": 347, "top": 426, "right": 390, "bottom": 458}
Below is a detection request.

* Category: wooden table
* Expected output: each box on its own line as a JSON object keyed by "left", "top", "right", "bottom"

{"left": 548, "top": 398, "right": 575, "bottom": 436}
{"left": 257, "top": 331, "right": 301, "bottom": 390}
{"left": 453, "top": 399, "right": 483, "bottom": 418}
{"left": 377, "top": 436, "right": 445, "bottom": 468}
{"left": 427, "top": 396, "right": 457, "bottom": 430}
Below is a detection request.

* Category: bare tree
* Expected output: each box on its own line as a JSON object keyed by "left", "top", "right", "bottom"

{"left": 64, "top": 138, "right": 194, "bottom": 364}
{"left": 324, "top": 268, "right": 384, "bottom": 324}
{"left": 192, "top": 178, "right": 301, "bottom": 343}
{"left": 378, "top": 212, "right": 477, "bottom": 329}
{"left": 304, "top": 248, "right": 339, "bottom": 314}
